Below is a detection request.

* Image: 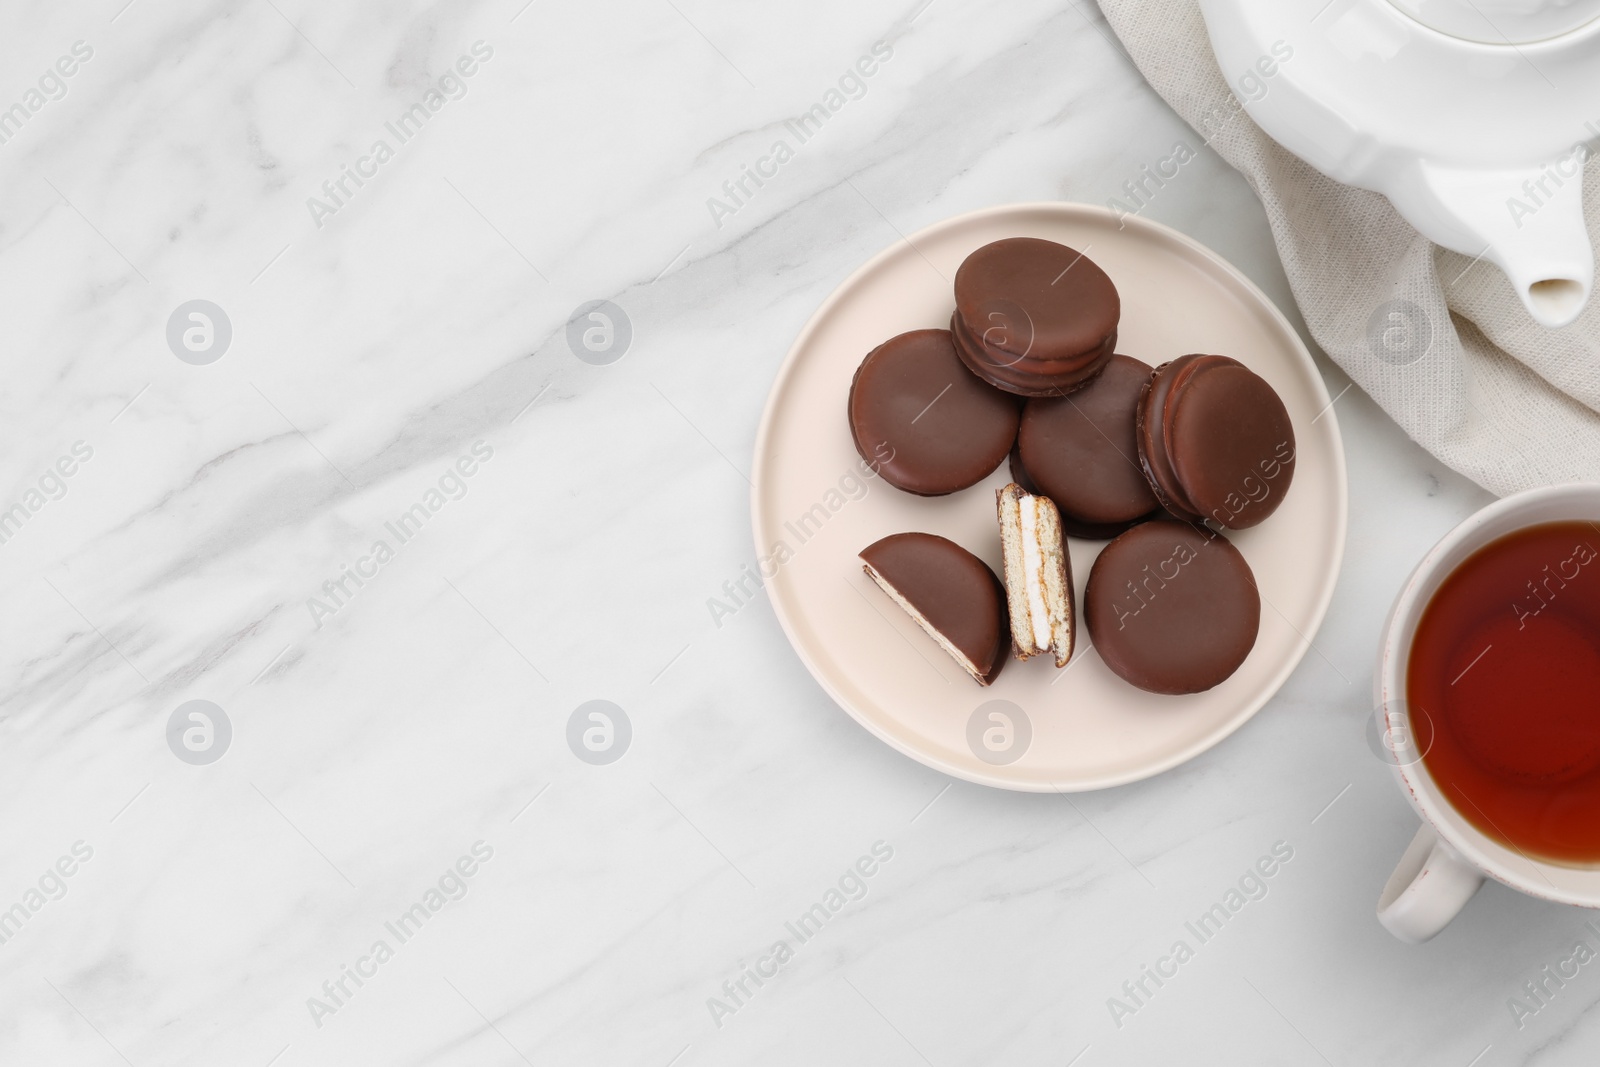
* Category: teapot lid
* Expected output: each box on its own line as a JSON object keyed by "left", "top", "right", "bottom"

{"left": 1388, "top": 0, "right": 1600, "bottom": 42}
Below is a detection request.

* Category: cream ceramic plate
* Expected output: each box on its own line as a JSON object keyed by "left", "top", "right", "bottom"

{"left": 751, "top": 203, "right": 1347, "bottom": 791}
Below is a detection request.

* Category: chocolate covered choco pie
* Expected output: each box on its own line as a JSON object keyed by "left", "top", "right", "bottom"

{"left": 848, "top": 329, "right": 1020, "bottom": 496}
{"left": 952, "top": 238, "right": 1120, "bottom": 397}
{"left": 1135, "top": 354, "right": 1296, "bottom": 530}
{"left": 1085, "top": 521, "right": 1260, "bottom": 695}
{"left": 860, "top": 532, "right": 1010, "bottom": 685}
{"left": 1014, "top": 354, "right": 1162, "bottom": 535}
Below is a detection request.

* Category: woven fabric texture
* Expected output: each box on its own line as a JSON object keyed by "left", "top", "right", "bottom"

{"left": 1100, "top": 0, "right": 1600, "bottom": 495}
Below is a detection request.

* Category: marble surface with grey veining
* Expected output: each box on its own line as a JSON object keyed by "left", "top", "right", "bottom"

{"left": 1, "top": 0, "right": 1594, "bottom": 1064}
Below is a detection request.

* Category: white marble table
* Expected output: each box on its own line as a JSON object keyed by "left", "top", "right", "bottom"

{"left": 7, "top": 1, "right": 1595, "bottom": 1064}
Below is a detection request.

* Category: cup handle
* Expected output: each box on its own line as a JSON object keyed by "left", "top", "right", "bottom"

{"left": 1377, "top": 822, "right": 1485, "bottom": 943}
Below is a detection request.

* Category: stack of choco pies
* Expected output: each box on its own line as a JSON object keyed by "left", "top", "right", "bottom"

{"left": 949, "top": 237, "right": 1119, "bottom": 397}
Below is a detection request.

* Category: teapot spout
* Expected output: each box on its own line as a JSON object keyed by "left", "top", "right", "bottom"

{"left": 1392, "top": 159, "right": 1593, "bottom": 328}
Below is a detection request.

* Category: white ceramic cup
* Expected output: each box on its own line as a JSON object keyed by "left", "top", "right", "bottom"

{"left": 1374, "top": 482, "right": 1600, "bottom": 943}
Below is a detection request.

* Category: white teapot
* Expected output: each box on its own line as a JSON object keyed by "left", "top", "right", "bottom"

{"left": 1197, "top": 0, "right": 1600, "bottom": 326}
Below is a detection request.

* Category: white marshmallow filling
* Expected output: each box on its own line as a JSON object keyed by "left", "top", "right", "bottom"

{"left": 998, "top": 483, "right": 1072, "bottom": 667}
{"left": 1019, "top": 494, "right": 1054, "bottom": 650}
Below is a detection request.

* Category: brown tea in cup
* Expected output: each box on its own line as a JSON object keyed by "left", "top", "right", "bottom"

{"left": 1410, "top": 521, "right": 1600, "bottom": 865}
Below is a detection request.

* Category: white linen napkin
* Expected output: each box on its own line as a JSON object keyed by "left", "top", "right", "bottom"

{"left": 1099, "top": 0, "right": 1600, "bottom": 496}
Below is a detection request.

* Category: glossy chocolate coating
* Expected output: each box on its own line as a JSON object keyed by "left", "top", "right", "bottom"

{"left": 1017, "top": 354, "right": 1162, "bottom": 527}
{"left": 1007, "top": 446, "right": 1154, "bottom": 541}
{"left": 950, "top": 302, "right": 1117, "bottom": 376}
{"left": 1134, "top": 358, "right": 1203, "bottom": 523}
{"left": 950, "top": 312, "right": 1111, "bottom": 398}
{"left": 1136, "top": 355, "right": 1296, "bottom": 530}
{"left": 1084, "top": 521, "right": 1260, "bottom": 695}
{"left": 860, "top": 532, "right": 1010, "bottom": 685}
{"left": 954, "top": 237, "right": 1120, "bottom": 364}
{"left": 848, "top": 329, "right": 1020, "bottom": 496}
